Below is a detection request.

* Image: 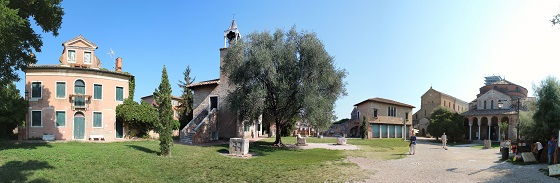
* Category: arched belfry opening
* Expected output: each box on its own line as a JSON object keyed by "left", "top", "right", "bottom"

{"left": 224, "top": 19, "right": 241, "bottom": 48}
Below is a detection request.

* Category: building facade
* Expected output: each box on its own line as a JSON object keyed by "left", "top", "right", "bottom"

{"left": 141, "top": 95, "right": 182, "bottom": 138}
{"left": 327, "top": 97, "right": 415, "bottom": 139}
{"left": 24, "top": 35, "right": 133, "bottom": 141}
{"left": 412, "top": 87, "right": 468, "bottom": 137}
{"left": 180, "top": 20, "right": 262, "bottom": 144}
{"left": 461, "top": 79, "right": 530, "bottom": 142}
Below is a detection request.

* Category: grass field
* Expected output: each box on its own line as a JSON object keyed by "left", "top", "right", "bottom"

{"left": 0, "top": 137, "right": 408, "bottom": 182}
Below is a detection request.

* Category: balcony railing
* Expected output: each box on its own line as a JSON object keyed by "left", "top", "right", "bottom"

{"left": 70, "top": 94, "right": 91, "bottom": 110}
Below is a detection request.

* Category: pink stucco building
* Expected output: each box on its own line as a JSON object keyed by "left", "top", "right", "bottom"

{"left": 23, "top": 35, "right": 134, "bottom": 141}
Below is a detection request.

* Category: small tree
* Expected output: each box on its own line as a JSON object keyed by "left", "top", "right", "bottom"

{"left": 154, "top": 66, "right": 173, "bottom": 157}
{"left": 0, "top": 83, "right": 27, "bottom": 138}
{"left": 361, "top": 116, "right": 367, "bottom": 139}
{"left": 427, "top": 107, "right": 465, "bottom": 142}
{"left": 177, "top": 66, "right": 194, "bottom": 130}
{"left": 115, "top": 99, "right": 158, "bottom": 137}
{"left": 529, "top": 76, "right": 560, "bottom": 142}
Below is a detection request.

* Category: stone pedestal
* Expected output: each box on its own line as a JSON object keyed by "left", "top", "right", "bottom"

{"left": 296, "top": 134, "right": 307, "bottom": 146}
{"left": 229, "top": 138, "right": 249, "bottom": 156}
{"left": 337, "top": 137, "right": 347, "bottom": 145}
{"left": 42, "top": 134, "right": 54, "bottom": 141}
{"left": 483, "top": 140, "right": 492, "bottom": 149}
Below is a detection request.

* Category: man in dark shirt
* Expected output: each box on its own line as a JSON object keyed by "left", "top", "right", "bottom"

{"left": 548, "top": 136, "right": 557, "bottom": 165}
{"left": 409, "top": 134, "right": 417, "bottom": 155}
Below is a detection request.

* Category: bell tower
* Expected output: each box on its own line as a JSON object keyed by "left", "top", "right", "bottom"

{"left": 223, "top": 19, "right": 241, "bottom": 48}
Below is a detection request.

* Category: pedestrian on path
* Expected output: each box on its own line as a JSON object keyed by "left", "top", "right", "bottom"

{"left": 533, "top": 141, "right": 543, "bottom": 162}
{"left": 548, "top": 136, "right": 557, "bottom": 165}
{"left": 441, "top": 132, "right": 447, "bottom": 149}
{"left": 409, "top": 134, "right": 417, "bottom": 155}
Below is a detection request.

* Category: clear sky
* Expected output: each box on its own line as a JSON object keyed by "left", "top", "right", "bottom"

{"left": 16, "top": 0, "right": 560, "bottom": 120}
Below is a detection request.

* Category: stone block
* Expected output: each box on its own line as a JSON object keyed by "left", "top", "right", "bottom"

{"left": 483, "top": 140, "right": 492, "bottom": 149}
{"left": 337, "top": 137, "right": 347, "bottom": 145}
{"left": 521, "top": 152, "right": 536, "bottom": 162}
{"left": 549, "top": 164, "right": 560, "bottom": 176}
{"left": 229, "top": 138, "right": 249, "bottom": 156}
{"left": 296, "top": 135, "right": 307, "bottom": 146}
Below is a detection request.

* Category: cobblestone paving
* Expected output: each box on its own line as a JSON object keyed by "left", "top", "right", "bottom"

{"left": 357, "top": 137, "right": 559, "bottom": 183}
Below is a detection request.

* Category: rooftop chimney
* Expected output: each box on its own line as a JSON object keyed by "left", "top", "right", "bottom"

{"left": 115, "top": 57, "right": 122, "bottom": 72}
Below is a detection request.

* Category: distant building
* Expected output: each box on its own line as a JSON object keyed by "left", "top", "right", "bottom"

{"left": 461, "top": 78, "right": 531, "bottom": 142}
{"left": 327, "top": 97, "right": 415, "bottom": 139}
{"left": 484, "top": 75, "right": 503, "bottom": 86}
{"left": 140, "top": 95, "right": 182, "bottom": 121}
{"left": 412, "top": 87, "right": 468, "bottom": 137}
{"left": 23, "top": 35, "right": 133, "bottom": 141}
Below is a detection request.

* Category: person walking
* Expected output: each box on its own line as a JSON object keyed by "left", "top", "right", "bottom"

{"left": 548, "top": 136, "right": 557, "bottom": 165}
{"left": 409, "top": 134, "right": 417, "bottom": 155}
{"left": 441, "top": 132, "right": 448, "bottom": 149}
{"left": 533, "top": 141, "right": 543, "bottom": 162}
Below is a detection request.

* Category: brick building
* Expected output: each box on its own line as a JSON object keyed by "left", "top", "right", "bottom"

{"left": 412, "top": 87, "right": 468, "bottom": 137}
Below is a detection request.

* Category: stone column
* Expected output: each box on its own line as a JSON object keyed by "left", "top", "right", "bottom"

{"left": 478, "top": 120, "right": 481, "bottom": 140}
{"left": 469, "top": 119, "right": 473, "bottom": 140}
{"left": 488, "top": 120, "right": 491, "bottom": 140}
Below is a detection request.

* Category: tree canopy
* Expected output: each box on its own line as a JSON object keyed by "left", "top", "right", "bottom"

{"left": 427, "top": 107, "right": 464, "bottom": 142}
{"left": 0, "top": 83, "right": 27, "bottom": 138}
{"left": 223, "top": 27, "right": 347, "bottom": 146}
{"left": 530, "top": 76, "right": 560, "bottom": 141}
{"left": 115, "top": 98, "right": 158, "bottom": 137}
{"left": 154, "top": 66, "right": 173, "bottom": 156}
{"left": 0, "top": 0, "right": 64, "bottom": 85}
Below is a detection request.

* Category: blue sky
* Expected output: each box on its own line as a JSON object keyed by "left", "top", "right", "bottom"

{"left": 17, "top": 0, "right": 560, "bottom": 120}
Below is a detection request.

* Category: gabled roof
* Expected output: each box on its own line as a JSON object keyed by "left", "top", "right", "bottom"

{"left": 427, "top": 87, "right": 468, "bottom": 104}
{"left": 355, "top": 97, "right": 415, "bottom": 108}
{"left": 187, "top": 79, "right": 220, "bottom": 88}
{"left": 140, "top": 95, "right": 182, "bottom": 100}
{"left": 62, "top": 35, "right": 98, "bottom": 49}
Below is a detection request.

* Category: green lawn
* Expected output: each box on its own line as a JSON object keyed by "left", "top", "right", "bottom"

{"left": 0, "top": 137, "right": 408, "bottom": 182}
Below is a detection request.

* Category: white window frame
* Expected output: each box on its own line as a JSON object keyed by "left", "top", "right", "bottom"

{"left": 55, "top": 110, "right": 66, "bottom": 127}
{"left": 93, "top": 83, "right": 103, "bottom": 100}
{"left": 92, "top": 111, "right": 103, "bottom": 128}
{"left": 55, "top": 81, "right": 66, "bottom": 99}
{"left": 31, "top": 110, "right": 42, "bottom": 127}
{"left": 31, "top": 81, "right": 42, "bottom": 99}
{"left": 67, "top": 49, "right": 77, "bottom": 63}
{"left": 115, "top": 86, "right": 124, "bottom": 102}
{"left": 83, "top": 51, "right": 92, "bottom": 64}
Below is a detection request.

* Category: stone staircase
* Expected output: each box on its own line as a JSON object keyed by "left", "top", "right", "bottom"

{"left": 183, "top": 132, "right": 196, "bottom": 144}
{"left": 179, "top": 108, "right": 217, "bottom": 144}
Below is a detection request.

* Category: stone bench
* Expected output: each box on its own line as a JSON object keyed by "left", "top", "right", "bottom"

{"left": 89, "top": 135, "right": 105, "bottom": 141}
{"left": 337, "top": 137, "right": 347, "bottom": 145}
{"left": 296, "top": 134, "right": 307, "bottom": 146}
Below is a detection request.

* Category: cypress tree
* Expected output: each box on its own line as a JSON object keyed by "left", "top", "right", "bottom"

{"left": 154, "top": 66, "right": 173, "bottom": 156}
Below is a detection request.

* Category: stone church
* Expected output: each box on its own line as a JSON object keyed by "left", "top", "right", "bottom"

{"left": 412, "top": 87, "right": 468, "bottom": 137}
{"left": 180, "top": 20, "right": 263, "bottom": 144}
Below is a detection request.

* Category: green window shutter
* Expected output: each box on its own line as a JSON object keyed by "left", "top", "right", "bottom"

{"left": 56, "top": 111, "right": 65, "bottom": 126}
{"left": 94, "top": 84, "right": 102, "bottom": 99}
{"left": 116, "top": 87, "right": 123, "bottom": 101}
{"left": 56, "top": 82, "right": 65, "bottom": 98}
{"left": 32, "top": 82, "right": 41, "bottom": 98}
{"left": 93, "top": 112, "right": 102, "bottom": 127}
{"left": 32, "top": 111, "right": 42, "bottom": 126}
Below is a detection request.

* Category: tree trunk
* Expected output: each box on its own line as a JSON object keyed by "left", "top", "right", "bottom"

{"left": 273, "top": 124, "right": 283, "bottom": 146}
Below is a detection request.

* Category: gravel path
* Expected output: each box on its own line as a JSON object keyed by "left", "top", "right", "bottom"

{"left": 351, "top": 137, "right": 558, "bottom": 183}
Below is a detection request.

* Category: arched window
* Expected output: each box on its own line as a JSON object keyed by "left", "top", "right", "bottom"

{"left": 491, "top": 100, "right": 494, "bottom": 109}
{"left": 74, "top": 80, "right": 85, "bottom": 107}
{"left": 484, "top": 101, "right": 487, "bottom": 109}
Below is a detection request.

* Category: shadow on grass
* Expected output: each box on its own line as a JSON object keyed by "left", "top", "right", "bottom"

{"left": 126, "top": 145, "right": 158, "bottom": 155}
{"left": 0, "top": 141, "right": 52, "bottom": 152}
{"left": 213, "top": 141, "right": 293, "bottom": 156}
{"left": 0, "top": 160, "right": 55, "bottom": 182}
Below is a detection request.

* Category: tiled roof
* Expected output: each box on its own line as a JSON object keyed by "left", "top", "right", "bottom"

{"left": 355, "top": 97, "right": 415, "bottom": 108}
{"left": 460, "top": 108, "right": 518, "bottom": 116}
{"left": 25, "top": 64, "right": 132, "bottom": 76}
{"left": 62, "top": 35, "right": 98, "bottom": 49}
{"left": 140, "top": 95, "right": 183, "bottom": 100}
{"left": 187, "top": 79, "right": 220, "bottom": 88}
